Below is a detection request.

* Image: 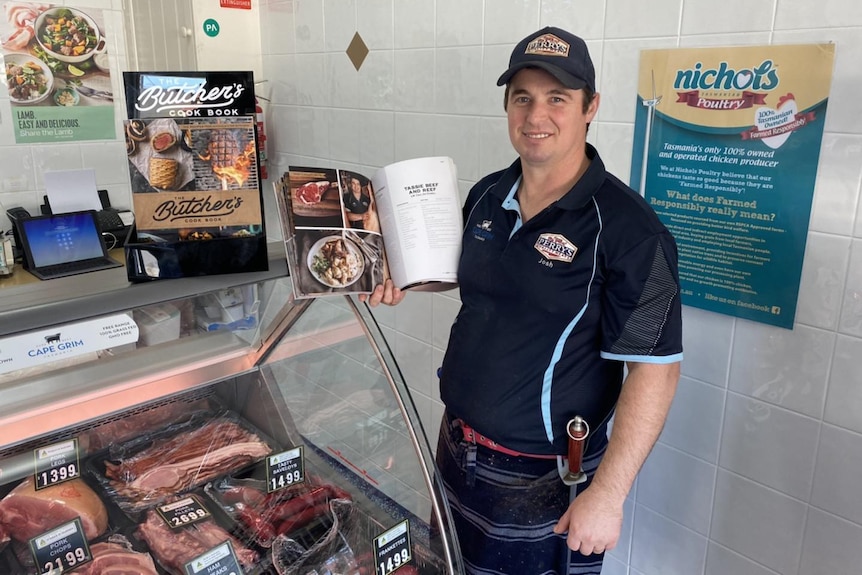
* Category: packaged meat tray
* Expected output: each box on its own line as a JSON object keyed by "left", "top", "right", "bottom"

{"left": 0, "top": 476, "right": 110, "bottom": 545}
{"left": 5, "top": 531, "right": 160, "bottom": 575}
{"left": 83, "top": 396, "right": 214, "bottom": 452}
{"left": 134, "top": 497, "right": 264, "bottom": 575}
{"left": 86, "top": 411, "right": 275, "bottom": 519}
{"left": 203, "top": 473, "right": 352, "bottom": 549}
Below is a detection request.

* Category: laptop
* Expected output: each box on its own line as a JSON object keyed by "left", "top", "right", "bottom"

{"left": 18, "top": 210, "right": 123, "bottom": 280}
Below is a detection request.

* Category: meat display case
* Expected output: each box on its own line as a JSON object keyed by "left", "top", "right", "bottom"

{"left": 0, "top": 259, "right": 464, "bottom": 575}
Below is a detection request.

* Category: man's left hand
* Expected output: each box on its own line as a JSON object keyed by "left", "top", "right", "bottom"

{"left": 553, "top": 486, "right": 623, "bottom": 555}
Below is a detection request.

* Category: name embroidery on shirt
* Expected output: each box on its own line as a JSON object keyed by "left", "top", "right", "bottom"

{"left": 473, "top": 220, "right": 494, "bottom": 241}
{"left": 534, "top": 233, "right": 577, "bottom": 263}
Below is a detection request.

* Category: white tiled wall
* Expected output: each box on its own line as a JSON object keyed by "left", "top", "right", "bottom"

{"left": 257, "top": 1, "right": 862, "bottom": 574}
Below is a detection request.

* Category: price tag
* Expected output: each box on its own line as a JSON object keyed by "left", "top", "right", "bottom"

{"left": 265, "top": 446, "right": 304, "bottom": 493}
{"left": 184, "top": 541, "right": 243, "bottom": 575}
{"left": 29, "top": 518, "right": 92, "bottom": 575}
{"left": 33, "top": 439, "right": 80, "bottom": 490}
{"left": 373, "top": 519, "right": 412, "bottom": 575}
{"left": 157, "top": 495, "right": 212, "bottom": 530}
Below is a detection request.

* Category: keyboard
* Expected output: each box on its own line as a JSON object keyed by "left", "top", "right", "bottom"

{"left": 98, "top": 210, "right": 126, "bottom": 232}
{"left": 30, "top": 257, "right": 122, "bottom": 280}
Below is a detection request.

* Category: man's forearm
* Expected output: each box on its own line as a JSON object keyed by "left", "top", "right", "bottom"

{"left": 587, "top": 361, "right": 680, "bottom": 504}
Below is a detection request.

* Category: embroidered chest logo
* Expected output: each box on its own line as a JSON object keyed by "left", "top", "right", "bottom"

{"left": 534, "top": 233, "right": 577, "bottom": 263}
{"left": 473, "top": 220, "right": 494, "bottom": 241}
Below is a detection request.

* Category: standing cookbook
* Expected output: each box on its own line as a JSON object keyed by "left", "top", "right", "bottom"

{"left": 274, "top": 157, "right": 463, "bottom": 299}
{"left": 122, "top": 71, "right": 268, "bottom": 280}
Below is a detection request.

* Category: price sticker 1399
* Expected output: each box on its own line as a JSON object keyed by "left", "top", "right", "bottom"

{"left": 34, "top": 439, "right": 81, "bottom": 490}
{"left": 266, "top": 446, "right": 305, "bottom": 493}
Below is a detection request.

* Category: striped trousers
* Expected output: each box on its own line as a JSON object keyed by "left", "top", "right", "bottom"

{"left": 436, "top": 412, "right": 607, "bottom": 575}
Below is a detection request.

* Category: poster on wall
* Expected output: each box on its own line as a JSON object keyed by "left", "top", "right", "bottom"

{"left": 1, "top": 2, "right": 116, "bottom": 143}
{"left": 629, "top": 44, "right": 835, "bottom": 329}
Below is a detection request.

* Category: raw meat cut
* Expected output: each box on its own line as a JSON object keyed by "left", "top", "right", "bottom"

{"left": 136, "top": 508, "right": 258, "bottom": 573}
{"left": 86, "top": 399, "right": 210, "bottom": 451}
{"left": 77, "top": 540, "right": 159, "bottom": 575}
{"left": 295, "top": 181, "right": 329, "bottom": 204}
{"left": 0, "top": 477, "right": 108, "bottom": 542}
{"left": 102, "top": 417, "right": 271, "bottom": 509}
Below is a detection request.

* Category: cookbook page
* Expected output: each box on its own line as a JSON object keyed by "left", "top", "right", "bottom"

{"left": 371, "top": 157, "right": 462, "bottom": 291}
{"left": 275, "top": 167, "right": 388, "bottom": 299}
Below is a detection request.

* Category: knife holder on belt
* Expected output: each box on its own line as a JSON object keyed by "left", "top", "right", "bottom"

{"left": 562, "top": 416, "right": 589, "bottom": 486}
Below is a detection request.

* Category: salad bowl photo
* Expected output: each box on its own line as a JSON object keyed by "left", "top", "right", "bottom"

{"left": 4, "top": 52, "right": 54, "bottom": 104}
{"left": 33, "top": 7, "right": 106, "bottom": 64}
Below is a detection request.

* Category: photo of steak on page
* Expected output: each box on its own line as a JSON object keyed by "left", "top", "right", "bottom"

{"left": 287, "top": 167, "right": 344, "bottom": 228}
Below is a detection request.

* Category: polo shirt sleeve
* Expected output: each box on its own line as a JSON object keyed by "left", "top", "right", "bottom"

{"left": 600, "top": 229, "right": 683, "bottom": 363}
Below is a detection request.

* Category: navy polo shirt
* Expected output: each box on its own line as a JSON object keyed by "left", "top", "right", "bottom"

{"left": 440, "top": 145, "right": 683, "bottom": 455}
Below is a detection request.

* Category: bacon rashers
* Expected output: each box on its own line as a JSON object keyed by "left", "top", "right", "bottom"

{"left": 102, "top": 418, "right": 272, "bottom": 510}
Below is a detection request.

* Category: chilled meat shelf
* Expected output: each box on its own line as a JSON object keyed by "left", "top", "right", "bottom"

{"left": 0, "top": 275, "right": 463, "bottom": 574}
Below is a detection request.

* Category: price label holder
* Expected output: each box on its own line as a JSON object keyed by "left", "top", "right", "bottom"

{"left": 184, "top": 541, "right": 243, "bottom": 575}
{"left": 34, "top": 439, "right": 81, "bottom": 490}
{"left": 266, "top": 446, "right": 305, "bottom": 493}
{"left": 157, "top": 495, "right": 212, "bottom": 530}
{"left": 373, "top": 519, "right": 412, "bottom": 575}
{"left": 29, "top": 518, "right": 92, "bottom": 575}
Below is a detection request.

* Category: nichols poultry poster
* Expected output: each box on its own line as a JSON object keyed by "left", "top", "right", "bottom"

{"left": 1, "top": 2, "right": 116, "bottom": 142}
{"left": 629, "top": 44, "right": 834, "bottom": 329}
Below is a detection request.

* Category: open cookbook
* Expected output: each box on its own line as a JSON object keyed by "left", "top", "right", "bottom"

{"left": 273, "top": 157, "right": 463, "bottom": 299}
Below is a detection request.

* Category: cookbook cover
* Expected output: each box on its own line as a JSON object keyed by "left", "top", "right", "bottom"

{"left": 122, "top": 71, "right": 267, "bottom": 281}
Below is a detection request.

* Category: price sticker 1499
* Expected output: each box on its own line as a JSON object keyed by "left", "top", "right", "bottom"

{"left": 266, "top": 447, "right": 305, "bottom": 493}
{"left": 373, "top": 519, "right": 412, "bottom": 575}
{"left": 34, "top": 439, "right": 81, "bottom": 490}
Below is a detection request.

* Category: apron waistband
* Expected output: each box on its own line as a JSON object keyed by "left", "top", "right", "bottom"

{"left": 455, "top": 418, "right": 558, "bottom": 460}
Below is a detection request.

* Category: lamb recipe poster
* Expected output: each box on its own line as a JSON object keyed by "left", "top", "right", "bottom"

{"left": 630, "top": 44, "right": 835, "bottom": 329}
{"left": 2, "top": 2, "right": 116, "bottom": 143}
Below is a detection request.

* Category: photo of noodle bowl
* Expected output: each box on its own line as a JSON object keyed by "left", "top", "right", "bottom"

{"left": 307, "top": 235, "right": 364, "bottom": 288}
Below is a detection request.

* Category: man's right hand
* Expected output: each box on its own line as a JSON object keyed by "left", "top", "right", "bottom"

{"left": 358, "top": 279, "right": 405, "bottom": 307}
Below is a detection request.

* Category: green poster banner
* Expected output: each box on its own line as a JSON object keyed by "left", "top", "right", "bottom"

{"left": 630, "top": 44, "right": 835, "bottom": 329}
{"left": 12, "top": 106, "right": 114, "bottom": 142}
{"left": 2, "top": 4, "right": 116, "bottom": 143}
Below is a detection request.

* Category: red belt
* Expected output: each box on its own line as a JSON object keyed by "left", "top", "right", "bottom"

{"left": 457, "top": 419, "right": 558, "bottom": 460}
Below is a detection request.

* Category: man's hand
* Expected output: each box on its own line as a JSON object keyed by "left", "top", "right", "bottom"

{"left": 553, "top": 486, "right": 623, "bottom": 555}
{"left": 358, "top": 279, "right": 405, "bottom": 307}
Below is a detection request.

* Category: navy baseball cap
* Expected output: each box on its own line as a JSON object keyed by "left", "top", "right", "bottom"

{"left": 497, "top": 27, "right": 596, "bottom": 92}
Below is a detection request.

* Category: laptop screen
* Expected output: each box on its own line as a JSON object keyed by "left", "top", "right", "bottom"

{"left": 21, "top": 211, "right": 106, "bottom": 267}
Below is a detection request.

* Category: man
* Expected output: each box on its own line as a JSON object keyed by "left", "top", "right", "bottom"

{"left": 363, "top": 26, "right": 682, "bottom": 575}
{"left": 343, "top": 175, "right": 372, "bottom": 229}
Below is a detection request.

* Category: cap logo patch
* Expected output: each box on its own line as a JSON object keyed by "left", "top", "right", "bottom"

{"left": 525, "top": 34, "right": 570, "bottom": 58}
{"left": 534, "top": 233, "right": 577, "bottom": 262}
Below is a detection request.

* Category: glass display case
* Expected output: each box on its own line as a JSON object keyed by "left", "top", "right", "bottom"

{"left": 0, "top": 263, "right": 463, "bottom": 575}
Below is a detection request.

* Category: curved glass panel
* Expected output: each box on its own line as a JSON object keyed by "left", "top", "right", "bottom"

{"left": 257, "top": 295, "right": 464, "bottom": 574}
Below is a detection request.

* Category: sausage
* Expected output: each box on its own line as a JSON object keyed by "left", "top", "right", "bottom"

{"left": 235, "top": 502, "right": 276, "bottom": 543}
{"left": 275, "top": 501, "right": 331, "bottom": 535}
{"left": 221, "top": 485, "right": 266, "bottom": 507}
{"left": 269, "top": 485, "right": 350, "bottom": 525}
